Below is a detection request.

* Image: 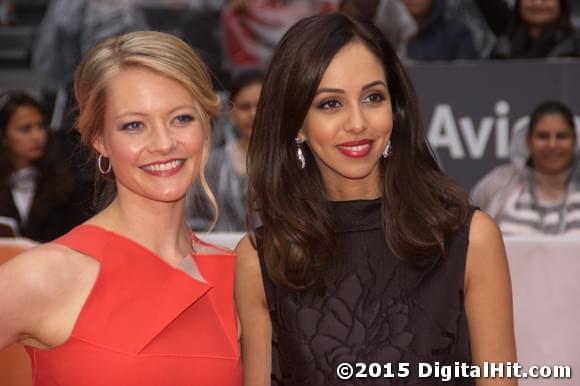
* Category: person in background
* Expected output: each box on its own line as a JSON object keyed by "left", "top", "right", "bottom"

{"left": 472, "top": 100, "right": 580, "bottom": 235}
{"left": 236, "top": 13, "right": 516, "bottom": 385}
{"left": 402, "top": 0, "right": 479, "bottom": 60}
{"left": 0, "top": 91, "right": 84, "bottom": 241}
{"left": 340, "top": 0, "right": 418, "bottom": 56}
{"left": 0, "top": 31, "right": 242, "bottom": 385}
{"left": 475, "top": 0, "right": 580, "bottom": 58}
{"left": 221, "top": 0, "right": 337, "bottom": 74}
{"left": 187, "top": 70, "right": 263, "bottom": 232}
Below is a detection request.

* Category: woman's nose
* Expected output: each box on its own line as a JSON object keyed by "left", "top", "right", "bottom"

{"left": 345, "top": 105, "right": 366, "bottom": 133}
{"left": 149, "top": 125, "right": 176, "bottom": 153}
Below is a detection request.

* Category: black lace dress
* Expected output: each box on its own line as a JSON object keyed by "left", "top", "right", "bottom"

{"left": 257, "top": 200, "right": 475, "bottom": 385}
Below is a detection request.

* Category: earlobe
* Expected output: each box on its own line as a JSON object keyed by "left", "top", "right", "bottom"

{"left": 296, "top": 129, "right": 306, "bottom": 143}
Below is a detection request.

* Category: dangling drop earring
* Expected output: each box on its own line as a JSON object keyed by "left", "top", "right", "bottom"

{"left": 295, "top": 137, "right": 306, "bottom": 169}
{"left": 382, "top": 141, "right": 392, "bottom": 158}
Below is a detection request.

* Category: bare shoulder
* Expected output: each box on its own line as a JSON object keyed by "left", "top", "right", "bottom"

{"left": 465, "top": 210, "right": 509, "bottom": 290}
{"left": 0, "top": 242, "right": 99, "bottom": 349}
{"left": 235, "top": 233, "right": 258, "bottom": 258}
{"left": 4, "top": 243, "right": 97, "bottom": 291}
{"left": 468, "top": 209, "right": 502, "bottom": 244}
{"left": 4, "top": 244, "right": 73, "bottom": 290}
{"left": 234, "top": 233, "right": 263, "bottom": 292}
{"left": 234, "top": 232, "right": 267, "bottom": 308}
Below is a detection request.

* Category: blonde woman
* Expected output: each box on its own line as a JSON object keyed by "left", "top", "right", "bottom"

{"left": 0, "top": 31, "right": 242, "bottom": 385}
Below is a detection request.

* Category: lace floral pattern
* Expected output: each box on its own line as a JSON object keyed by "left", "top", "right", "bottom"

{"left": 274, "top": 272, "right": 414, "bottom": 385}
{"left": 260, "top": 200, "right": 474, "bottom": 386}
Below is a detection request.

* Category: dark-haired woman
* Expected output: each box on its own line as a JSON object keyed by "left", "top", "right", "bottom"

{"left": 187, "top": 71, "right": 263, "bottom": 231}
{"left": 472, "top": 100, "right": 579, "bottom": 235}
{"left": 235, "top": 14, "right": 516, "bottom": 385}
{"left": 0, "top": 91, "right": 83, "bottom": 241}
{"left": 475, "top": 0, "right": 580, "bottom": 58}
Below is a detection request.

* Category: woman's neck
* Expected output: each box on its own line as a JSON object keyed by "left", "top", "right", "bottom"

{"left": 323, "top": 174, "right": 382, "bottom": 201}
{"left": 91, "top": 193, "right": 192, "bottom": 266}
{"left": 232, "top": 137, "right": 250, "bottom": 176}
{"left": 528, "top": 25, "right": 544, "bottom": 40}
{"left": 10, "top": 159, "right": 31, "bottom": 172}
{"left": 238, "top": 136, "right": 250, "bottom": 156}
{"left": 533, "top": 168, "right": 570, "bottom": 204}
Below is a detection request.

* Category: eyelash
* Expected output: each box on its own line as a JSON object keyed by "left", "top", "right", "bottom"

{"left": 121, "top": 121, "right": 143, "bottom": 131}
{"left": 316, "top": 92, "right": 386, "bottom": 110}
{"left": 120, "top": 115, "right": 195, "bottom": 131}
{"left": 363, "top": 93, "right": 386, "bottom": 104}
{"left": 174, "top": 114, "right": 194, "bottom": 124}
{"left": 318, "top": 99, "right": 342, "bottom": 110}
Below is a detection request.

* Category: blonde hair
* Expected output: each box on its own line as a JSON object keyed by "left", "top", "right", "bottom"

{"left": 74, "top": 30, "right": 219, "bottom": 225}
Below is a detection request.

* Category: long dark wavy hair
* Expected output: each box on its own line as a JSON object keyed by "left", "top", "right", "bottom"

{"left": 247, "top": 14, "right": 470, "bottom": 289}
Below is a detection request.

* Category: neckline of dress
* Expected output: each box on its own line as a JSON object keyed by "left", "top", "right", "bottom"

{"left": 327, "top": 198, "right": 382, "bottom": 233}
{"left": 78, "top": 223, "right": 201, "bottom": 272}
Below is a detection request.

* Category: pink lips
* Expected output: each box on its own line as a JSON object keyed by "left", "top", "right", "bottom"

{"left": 140, "top": 159, "right": 185, "bottom": 177}
{"left": 337, "top": 139, "right": 372, "bottom": 158}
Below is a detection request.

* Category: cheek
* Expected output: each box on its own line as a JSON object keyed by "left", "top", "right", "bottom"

{"left": 303, "top": 113, "right": 336, "bottom": 141}
{"left": 369, "top": 109, "right": 393, "bottom": 129}
{"left": 182, "top": 126, "right": 207, "bottom": 156}
{"left": 238, "top": 111, "right": 255, "bottom": 128}
{"left": 231, "top": 111, "right": 244, "bottom": 126}
{"left": 39, "top": 130, "right": 49, "bottom": 146}
{"left": 243, "top": 111, "right": 254, "bottom": 123}
{"left": 9, "top": 134, "right": 29, "bottom": 152}
{"left": 529, "top": 141, "right": 543, "bottom": 153}
{"left": 104, "top": 133, "right": 142, "bottom": 164}
{"left": 563, "top": 140, "right": 576, "bottom": 152}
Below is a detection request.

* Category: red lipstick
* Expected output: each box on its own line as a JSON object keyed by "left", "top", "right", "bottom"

{"left": 337, "top": 139, "right": 372, "bottom": 158}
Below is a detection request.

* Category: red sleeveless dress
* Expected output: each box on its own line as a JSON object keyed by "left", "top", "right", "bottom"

{"left": 26, "top": 224, "right": 242, "bottom": 385}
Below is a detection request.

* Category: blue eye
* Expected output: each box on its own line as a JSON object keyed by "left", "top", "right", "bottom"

{"left": 121, "top": 121, "right": 144, "bottom": 131}
{"left": 363, "top": 93, "right": 386, "bottom": 104}
{"left": 174, "top": 114, "right": 195, "bottom": 125}
{"left": 318, "top": 99, "right": 342, "bottom": 110}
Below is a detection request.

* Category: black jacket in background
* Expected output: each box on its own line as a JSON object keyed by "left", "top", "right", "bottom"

{"left": 407, "top": 0, "right": 479, "bottom": 61}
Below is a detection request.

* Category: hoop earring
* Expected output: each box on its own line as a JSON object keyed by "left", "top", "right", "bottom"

{"left": 295, "top": 137, "right": 306, "bottom": 169}
{"left": 382, "top": 141, "right": 392, "bottom": 158}
{"left": 97, "top": 154, "right": 112, "bottom": 174}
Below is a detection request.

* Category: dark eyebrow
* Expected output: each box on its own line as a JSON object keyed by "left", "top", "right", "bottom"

{"left": 316, "top": 87, "right": 344, "bottom": 95}
{"left": 362, "top": 80, "right": 387, "bottom": 91}
{"left": 315, "top": 80, "right": 388, "bottom": 95}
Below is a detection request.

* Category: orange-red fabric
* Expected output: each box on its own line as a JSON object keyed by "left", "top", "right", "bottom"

{"left": 26, "top": 224, "right": 242, "bottom": 385}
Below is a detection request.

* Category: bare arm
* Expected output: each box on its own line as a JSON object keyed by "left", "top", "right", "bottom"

{"left": 0, "top": 244, "right": 98, "bottom": 350}
{"left": 465, "top": 211, "right": 517, "bottom": 386}
{"left": 235, "top": 234, "right": 271, "bottom": 386}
